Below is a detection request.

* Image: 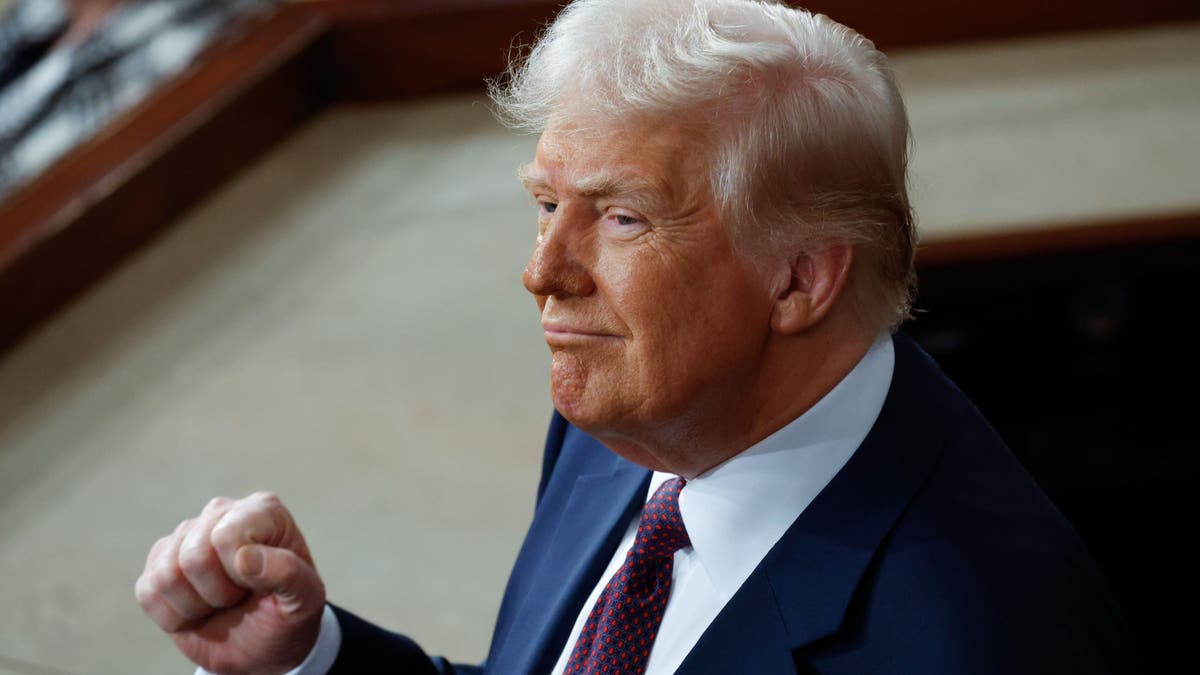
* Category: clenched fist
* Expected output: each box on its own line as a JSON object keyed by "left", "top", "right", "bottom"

{"left": 135, "top": 492, "right": 326, "bottom": 675}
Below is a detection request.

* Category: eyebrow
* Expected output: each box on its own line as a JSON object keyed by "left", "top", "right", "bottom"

{"left": 517, "top": 163, "right": 546, "bottom": 190}
{"left": 517, "top": 164, "right": 663, "bottom": 203}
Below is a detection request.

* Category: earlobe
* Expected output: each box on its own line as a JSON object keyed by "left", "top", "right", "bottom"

{"left": 769, "top": 244, "right": 854, "bottom": 335}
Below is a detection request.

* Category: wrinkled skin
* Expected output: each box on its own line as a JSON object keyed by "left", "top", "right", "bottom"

{"left": 520, "top": 120, "right": 782, "bottom": 475}
{"left": 135, "top": 492, "right": 324, "bottom": 675}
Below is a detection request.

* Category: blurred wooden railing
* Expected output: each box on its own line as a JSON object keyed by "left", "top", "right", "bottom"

{"left": 1, "top": 0, "right": 1198, "bottom": 353}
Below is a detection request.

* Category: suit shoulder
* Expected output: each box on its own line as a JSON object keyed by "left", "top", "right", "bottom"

{"left": 824, "top": 335, "right": 1134, "bottom": 672}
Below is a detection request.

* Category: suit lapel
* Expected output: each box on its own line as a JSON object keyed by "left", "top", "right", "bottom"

{"left": 677, "top": 334, "right": 946, "bottom": 673}
{"left": 499, "top": 435, "right": 651, "bottom": 675}
{"left": 674, "top": 570, "right": 803, "bottom": 674}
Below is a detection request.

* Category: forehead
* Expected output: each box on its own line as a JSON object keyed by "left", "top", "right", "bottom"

{"left": 522, "top": 118, "right": 712, "bottom": 197}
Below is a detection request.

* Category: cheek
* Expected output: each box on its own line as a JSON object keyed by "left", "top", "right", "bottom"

{"left": 599, "top": 251, "right": 676, "bottom": 327}
{"left": 654, "top": 279, "right": 769, "bottom": 370}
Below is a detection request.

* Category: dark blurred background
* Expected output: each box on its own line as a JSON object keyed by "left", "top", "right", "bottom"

{"left": 912, "top": 226, "right": 1200, "bottom": 673}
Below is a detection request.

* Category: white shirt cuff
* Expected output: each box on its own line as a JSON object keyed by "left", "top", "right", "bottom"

{"left": 194, "top": 604, "right": 342, "bottom": 675}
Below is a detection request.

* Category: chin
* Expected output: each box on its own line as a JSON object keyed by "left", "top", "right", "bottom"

{"left": 550, "top": 389, "right": 605, "bottom": 433}
{"left": 549, "top": 352, "right": 608, "bottom": 425}
{"left": 548, "top": 352, "right": 671, "bottom": 449}
{"left": 550, "top": 385, "right": 631, "bottom": 443}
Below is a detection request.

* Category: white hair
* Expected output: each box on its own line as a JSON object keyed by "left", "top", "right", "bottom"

{"left": 491, "top": 0, "right": 917, "bottom": 330}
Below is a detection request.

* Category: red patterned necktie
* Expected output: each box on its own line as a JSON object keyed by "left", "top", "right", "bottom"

{"left": 564, "top": 477, "right": 690, "bottom": 674}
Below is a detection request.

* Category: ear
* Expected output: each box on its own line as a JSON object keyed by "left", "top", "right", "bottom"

{"left": 770, "top": 244, "right": 854, "bottom": 334}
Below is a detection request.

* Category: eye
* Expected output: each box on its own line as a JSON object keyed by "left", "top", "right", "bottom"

{"left": 606, "top": 212, "right": 645, "bottom": 232}
{"left": 539, "top": 201, "right": 558, "bottom": 215}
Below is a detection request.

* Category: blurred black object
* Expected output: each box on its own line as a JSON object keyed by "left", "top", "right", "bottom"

{"left": 0, "top": 0, "right": 275, "bottom": 200}
{"left": 909, "top": 238, "right": 1200, "bottom": 672}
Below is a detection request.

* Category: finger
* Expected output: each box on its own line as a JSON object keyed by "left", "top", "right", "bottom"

{"left": 136, "top": 526, "right": 210, "bottom": 633}
{"left": 179, "top": 498, "right": 246, "bottom": 608}
{"left": 149, "top": 524, "right": 215, "bottom": 623}
{"left": 235, "top": 544, "right": 325, "bottom": 620}
{"left": 135, "top": 570, "right": 188, "bottom": 633}
{"left": 136, "top": 535, "right": 177, "bottom": 630}
{"left": 211, "top": 492, "right": 308, "bottom": 586}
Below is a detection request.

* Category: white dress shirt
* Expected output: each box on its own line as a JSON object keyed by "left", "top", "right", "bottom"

{"left": 201, "top": 334, "right": 894, "bottom": 675}
{"left": 549, "top": 333, "right": 894, "bottom": 674}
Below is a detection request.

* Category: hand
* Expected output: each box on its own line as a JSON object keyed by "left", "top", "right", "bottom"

{"left": 135, "top": 492, "right": 326, "bottom": 675}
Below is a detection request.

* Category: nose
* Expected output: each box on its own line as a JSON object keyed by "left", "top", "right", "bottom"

{"left": 522, "top": 211, "right": 595, "bottom": 300}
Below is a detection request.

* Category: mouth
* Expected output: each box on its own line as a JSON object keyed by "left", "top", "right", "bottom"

{"left": 541, "top": 323, "right": 619, "bottom": 345}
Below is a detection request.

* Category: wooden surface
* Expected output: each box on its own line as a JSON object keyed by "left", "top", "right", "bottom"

{"left": 0, "top": 9, "right": 330, "bottom": 352}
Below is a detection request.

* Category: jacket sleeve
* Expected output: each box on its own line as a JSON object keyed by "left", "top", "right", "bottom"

{"left": 327, "top": 605, "right": 483, "bottom": 675}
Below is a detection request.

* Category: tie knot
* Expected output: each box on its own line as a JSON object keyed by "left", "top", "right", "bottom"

{"left": 629, "top": 477, "right": 690, "bottom": 562}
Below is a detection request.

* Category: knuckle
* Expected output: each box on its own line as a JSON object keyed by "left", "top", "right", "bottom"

{"left": 209, "top": 516, "right": 238, "bottom": 549}
{"left": 149, "top": 558, "right": 183, "bottom": 590}
{"left": 176, "top": 541, "right": 212, "bottom": 578}
{"left": 146, "top": 535, "right": 171, "bottom": 563}
{"left": 137, "top": 594, "right": 177, "bottom": 632}
{"left": 252, "top": 491, "right": 282, "bottom": 510}
{"left": 179, "top": 524, "right": 207, "bottom": 554}
{"left": 204, "top": 496, "right": 231, "bottom": 512}
{"left": 134, "top": 575, "right": 155, "bottom": 608}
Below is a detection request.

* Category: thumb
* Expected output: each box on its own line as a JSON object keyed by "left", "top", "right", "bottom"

{"left": 235, "top": 545, "right": 325, "bottom": 618}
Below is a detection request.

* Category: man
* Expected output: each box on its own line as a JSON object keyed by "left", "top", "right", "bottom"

{"left": 136, "top": 1, "right": 1132, "bottom": 673}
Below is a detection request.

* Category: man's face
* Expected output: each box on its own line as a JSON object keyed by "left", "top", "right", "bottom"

{"left": 520, "top": 118, "right": 776, "bottom": 452}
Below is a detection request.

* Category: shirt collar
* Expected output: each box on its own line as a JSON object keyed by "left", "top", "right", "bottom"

{"left": 649, "top": 332, "right": 895, "bottom": 600}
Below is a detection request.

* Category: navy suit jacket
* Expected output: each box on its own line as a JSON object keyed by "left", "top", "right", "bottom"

{"left": 328, "top": 334, "right": 1132, "bottom": 674}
